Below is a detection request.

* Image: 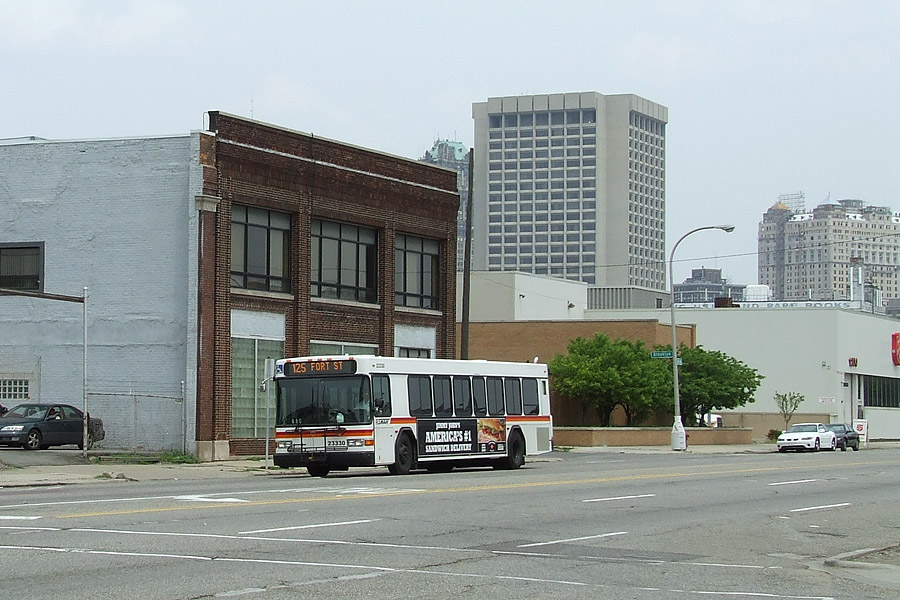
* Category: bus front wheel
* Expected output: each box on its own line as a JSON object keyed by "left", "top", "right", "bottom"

{"left": 494, "top": 431, "right": 525, "bottom": 470}
{"left": 389, "top": 434, "right": 414, "bottom": 475}
{"left": 307, "top": 465, "right": 330, "bottom": 477}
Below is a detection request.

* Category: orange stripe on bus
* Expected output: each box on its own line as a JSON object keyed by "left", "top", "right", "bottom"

{"left": 506, "top": 415, "right": 552, "bottom": 423}
{"left": 389, "top": 417, "right": 417, "bottom": 425}
{"left": 275, "top": 430, "right": 373, "bottom": 438}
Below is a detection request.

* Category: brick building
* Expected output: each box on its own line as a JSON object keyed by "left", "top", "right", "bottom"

{"left": 0, "top": 113, "right": 460, "bottom": 459}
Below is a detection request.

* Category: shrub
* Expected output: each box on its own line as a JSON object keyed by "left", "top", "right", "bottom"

{"left": 766, "top": 429, "right": 781, "bottom": 442}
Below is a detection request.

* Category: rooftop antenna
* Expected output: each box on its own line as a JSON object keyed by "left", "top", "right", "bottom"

{"left": 250, "top": 95, "right": 254, "bottom": 119}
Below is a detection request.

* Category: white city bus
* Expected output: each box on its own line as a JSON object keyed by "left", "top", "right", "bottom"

{"left": 273, "top": 355, "right": 553, "bottom": 476}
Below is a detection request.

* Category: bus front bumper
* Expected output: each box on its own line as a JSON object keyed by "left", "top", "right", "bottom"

{"left": 273, "top": 450, "right": 376, "bottom": 469}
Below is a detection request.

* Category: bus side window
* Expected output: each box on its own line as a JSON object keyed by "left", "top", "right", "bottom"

{"left": 486, "top": 377, "right": 505, "bottom": 416}
{"left": 373, "top": 375, "right": 392, "bottom": 417}
{"left": 453, "top": 376, "right": 472, "bottom": 417}
{"left": 504, "top": 378, "right": 523, "bottom": 415}
{"left": 472, "top": 377, "right": 487, "bottom": 417}
{"left": 434, "top": 376, "right": 453, "bottom": 417}
{"left": 408, "top": 375, "right": 433, "bottom": 417}
{"left": 522, "top": 378, "right": 539, "bottom": 415}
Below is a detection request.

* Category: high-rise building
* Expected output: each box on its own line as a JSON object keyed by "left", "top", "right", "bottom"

{"left": 759, "top": 198, "right": 900, "bottom": 302}
{"left": 471, "top": 91, "right": 668, "bottom": 288}
{"left": 420, "top": 139, "right": 470, "bottom": 271}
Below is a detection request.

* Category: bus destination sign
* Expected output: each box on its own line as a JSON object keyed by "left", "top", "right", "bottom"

{"left": 284, "top": 359, "right": 357, "bottom": 377}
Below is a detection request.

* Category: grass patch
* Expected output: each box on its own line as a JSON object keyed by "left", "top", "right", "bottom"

{"left": 159, "top": 450, "right": 201, "bottom": 464}
{"left": 91, "top": 450, "right": 200, "bottom": 465}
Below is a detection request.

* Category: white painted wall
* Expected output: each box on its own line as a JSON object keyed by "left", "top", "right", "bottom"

{"left": 457, "top": 271, "right": 586, "bottom": 321}
{"left": 0, "top": 135, "right": 200, "bottom": 450}
{"left": 586, "top": 305, "right": 900, "bottom": 439}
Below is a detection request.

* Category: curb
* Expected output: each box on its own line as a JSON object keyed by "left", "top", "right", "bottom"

{"left": 824, "top": 543, "right": 900, "bottom": 569}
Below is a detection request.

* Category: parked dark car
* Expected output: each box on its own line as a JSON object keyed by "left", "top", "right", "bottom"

{"left": 0, "top": 403, "right": 89, "bottom": 450}
{"left": 825, "top": 423, "right": 860, "bottom": 451}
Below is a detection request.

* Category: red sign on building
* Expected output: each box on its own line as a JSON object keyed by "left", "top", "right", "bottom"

{"left": 892, "top": 333, "right": 900, "bottom": 366}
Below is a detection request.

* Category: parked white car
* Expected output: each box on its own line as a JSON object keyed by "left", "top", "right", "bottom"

{"left": 777, "top": 423, "right": 836, "bottom": 452}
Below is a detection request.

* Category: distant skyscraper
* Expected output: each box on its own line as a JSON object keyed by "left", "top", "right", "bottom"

{"left": 673, "top": 268, "right": 745, "bottom": 303}
{"left": 472, "top": 91, "right": 667, "bottom": 288}
{"left": 759, "top": 198, "right": 900, "bottom": 302}
{"left": 420, "top": 139, "right": 470, "bottom": 271}
{"left": 778, "top": 191, "right": 806, "bottom": 214}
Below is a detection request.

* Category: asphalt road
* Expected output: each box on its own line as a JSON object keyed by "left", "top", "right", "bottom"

{"left": 1, "top": 449, "right": 898, "bottom": 599}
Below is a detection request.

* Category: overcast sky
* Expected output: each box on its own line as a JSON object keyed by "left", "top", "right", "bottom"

{"left": 2, "top": 0, "right": 897, "bottom": 285}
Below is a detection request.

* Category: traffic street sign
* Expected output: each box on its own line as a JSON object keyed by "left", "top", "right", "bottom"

{"left": 651, "top": 350, "right": 674, "bottom": 359}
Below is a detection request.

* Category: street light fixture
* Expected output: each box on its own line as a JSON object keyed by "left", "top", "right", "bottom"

{"left": 669, "top": 225, "right": 735, "bottom": 450}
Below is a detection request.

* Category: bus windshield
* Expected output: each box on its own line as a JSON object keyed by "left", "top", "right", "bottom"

{"left": 276, "top": 375, "right": 372, "bottom": 427}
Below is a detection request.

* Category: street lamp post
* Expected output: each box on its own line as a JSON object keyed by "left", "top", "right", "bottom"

{"left": 669, "top": 225, "right": 734, "bottom": 450}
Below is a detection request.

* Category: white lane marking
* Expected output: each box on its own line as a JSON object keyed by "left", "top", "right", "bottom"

{"left": 518, "top": 531, "right": 627, "bottom": 548}
{"left": 0, "top": 544, "right": 581, "bottom": 587}
{"left": 495, "top": 550, "right": 781, "bottom": 570}
{"left": 790, "top": 503, "right": 850, "bottom": 513}
{"left": 0, "top": 486, "right": 414, "bottom": 511}
{"left": 768, "top": 479, "right": 817, "bottom": 486}
{"left": 0, "top": 543, "right": 831, "bottom": 597}
{"left": 175, "top": 495, "right": 250, "bottom": 503}
{"left": 69, "top": 527, "right": 485, "bottom": 553}
{"left": 0, "top": 516, "right": 42, "bottom": 520}
{"left": 582, "top": 494, "right": 655, "bottom": 503}
{"left": 15, "top": 526, "right": 780, "bottom": 572}
{"left": 239, "top": 519, "right": 380, "bottom": 535}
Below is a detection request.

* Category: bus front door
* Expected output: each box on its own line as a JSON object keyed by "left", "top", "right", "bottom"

{"left": 374, "top": 417, "right": 396, "bottom": 465}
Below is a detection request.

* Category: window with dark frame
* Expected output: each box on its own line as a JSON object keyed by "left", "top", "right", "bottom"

{"left": 453, "top": 376, "right": 472, "bottom": 417}
{"left": 0, "top": 243, "right": 43, "bottom": 292}
{"left": 397, "top": 347, "right": 430, "bottom": 358}
{"left": 433, "top": 376, "right": 453, "bottom": 417}
{"left": 231, "top": 205, "right": 291, "bottom": 293}
{"left": 486, "top": 377, "right": 505, "bottom": 416}
{"left": 504, "top": 377, "right": 523, "bottom": 415}
{"left": 522, "top": 378, "right": 539, "bottom": 415}
{"left": 408, "top": 375, "right": 433, "bottom": 417}
{"left": 395, "top": 234, "right": 440, "bottom": 309}
{"left": 472, "top": 377, "right": 487, "bottom": 417}
{"left": 310, "top": 219, "right": 377, "bottom": 303}
{"left": 373, "top": 375, "right": 392, "bottom": 417}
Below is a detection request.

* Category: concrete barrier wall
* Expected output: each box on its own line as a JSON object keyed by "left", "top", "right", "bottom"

{"left": 554, "top": 427, "right": 754, "bottom": 447}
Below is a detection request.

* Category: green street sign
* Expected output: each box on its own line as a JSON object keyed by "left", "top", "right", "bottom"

{"left": 651, "top": 350, "right": 674, "bottom": 359}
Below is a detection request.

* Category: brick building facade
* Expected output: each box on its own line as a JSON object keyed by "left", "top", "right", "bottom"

{"left": 197, "top": 113, "right": 460, "bottom": 459}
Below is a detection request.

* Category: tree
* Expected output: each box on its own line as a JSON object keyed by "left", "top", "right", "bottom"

{"left": 774, "top": 391, "right": 805, "bottom": 430}
{"left": 549, "top": 334, "right": 669, "bottom": 426}
{"left": 674, "top": 345, "right": 763, "bottom": 426}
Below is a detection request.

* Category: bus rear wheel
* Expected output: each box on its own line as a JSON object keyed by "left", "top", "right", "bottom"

{"left": 388, "top": 434, "right": 414, "bottom": 475}
{"left": 307, "top": 465, "right": 330, "bottom": 477}
{"left": 494, "top": 431, "right": 525, "bottom": 470}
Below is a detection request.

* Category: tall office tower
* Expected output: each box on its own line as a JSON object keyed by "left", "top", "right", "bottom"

{"left": 472, "top": 92, "right": 668, "bottom": 288}
{"left": 420, "top": 140, "right": 470, "bottom": 271}
{"left": 759, "top": 198, "right": 900, "bottom": 302}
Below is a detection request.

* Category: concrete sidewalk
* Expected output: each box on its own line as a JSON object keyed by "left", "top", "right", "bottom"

{"left": 0, "top": 458, "right": 272, "bottom": 488}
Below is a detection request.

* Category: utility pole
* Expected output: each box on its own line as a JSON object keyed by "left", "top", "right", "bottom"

{"left": 460, "top": 148, "right": 474, "bottom": 359}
